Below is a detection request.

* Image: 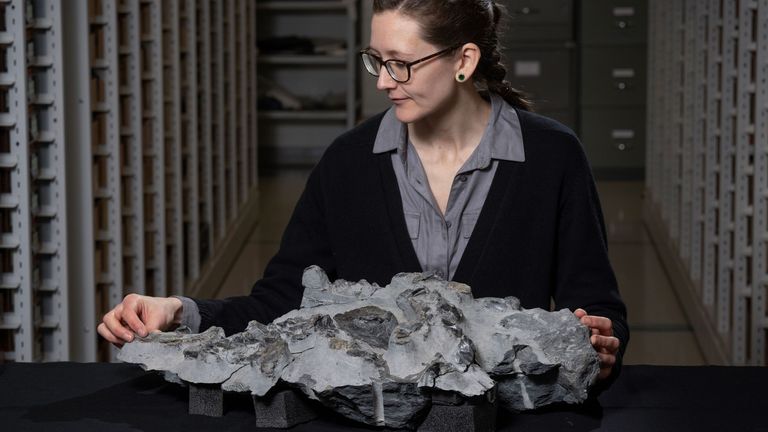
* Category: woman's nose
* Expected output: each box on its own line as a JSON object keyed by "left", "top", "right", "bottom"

{"left": 376, "top": 67, "right": 397, "bottom": 90}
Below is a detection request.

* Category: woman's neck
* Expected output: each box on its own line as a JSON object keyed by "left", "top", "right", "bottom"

{"left": 408, "top": 88, "right": 491, "bottom": 158}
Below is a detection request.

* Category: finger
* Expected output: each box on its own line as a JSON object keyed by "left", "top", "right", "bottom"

{"left": 591, "top": 335, "right": 620, "bottom": 353}
{"left": 597, "top": 353, "right": 615, "bottom": 380}
{"left": 573, "top": 308, "right": 587, "bottom": 319}
{"left": 120, "top": 299, "right": 148, "bottom": 337}
{"left": 103, "top": 307, "right": 134, "bottom": 342}
{"left": 598, "top": 352, "right": 616, "bottom": 369}
{"left": 580, "top": 315, "right": 613, "bottom": 335}
{"left": 97, "top": 323, "right": 124, "bottom": 348}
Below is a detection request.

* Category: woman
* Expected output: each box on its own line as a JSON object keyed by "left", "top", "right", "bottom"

{"left": 99, "top": 0, "right": 627, "bottom": 386}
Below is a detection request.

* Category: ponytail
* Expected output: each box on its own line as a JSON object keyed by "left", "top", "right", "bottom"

{"left": 483, "top": 2, "right": 532, "bottom": 111}
{"left": 481, "top": 48, "right": 533, "bottom": 111}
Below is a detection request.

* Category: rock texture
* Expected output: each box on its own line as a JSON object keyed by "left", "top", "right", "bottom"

{"left": 118, "top": 266, "right": 599, "bottom": 428}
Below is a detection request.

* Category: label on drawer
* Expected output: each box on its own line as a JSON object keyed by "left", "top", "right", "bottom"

{"left": 514, "top": 61, "right": 541, "bottom": 77}
{"left": 613, "top": 6, "right": 636, "bottom": 17}
{"left": 611, "top": 129, "right": 635, "bottom": 139}
{"left": 612, "top": 68, "right": 636, "bottom": 78}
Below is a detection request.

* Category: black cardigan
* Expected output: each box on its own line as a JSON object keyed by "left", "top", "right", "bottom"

{"left": 194, "top": 109, "right": 629, "bottom": 374}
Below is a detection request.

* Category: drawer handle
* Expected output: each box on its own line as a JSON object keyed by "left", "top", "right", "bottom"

{"left": 515, "top": 7, "right": 540, "bottom": 15}
{"left": 616, "top": 20, "right": 632, "bottom": 29}
{"left": 614, "top": 142, "right": 634, "bottom": 151}
{"left": 617, "top": 82, "right": 628, "bottom": 90}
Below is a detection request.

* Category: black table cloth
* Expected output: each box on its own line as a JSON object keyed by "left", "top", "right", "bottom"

{"left": 1, "top": 362, "right": 766, "bottom": 431}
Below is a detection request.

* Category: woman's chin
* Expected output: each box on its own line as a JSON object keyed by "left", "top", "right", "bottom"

{"left": 393, "top": 104, "right": 422, "bottom": 124}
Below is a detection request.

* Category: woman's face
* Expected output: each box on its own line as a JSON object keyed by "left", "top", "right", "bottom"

{"left": 369, "top": 11, "right": 459, "bottom": 124}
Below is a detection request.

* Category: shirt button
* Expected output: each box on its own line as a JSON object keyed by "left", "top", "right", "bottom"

{"left": 445, "top": 221, "right": 452, "bottom": 228}
{"left": 459, "top": 175, "right": 468, "bottom": 182}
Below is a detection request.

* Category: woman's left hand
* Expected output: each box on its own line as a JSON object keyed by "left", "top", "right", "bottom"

{"left": 574, "top": 308, "right": 620, "bottom": 380}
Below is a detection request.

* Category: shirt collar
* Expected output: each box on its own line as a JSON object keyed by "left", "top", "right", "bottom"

{"left": 372, "top": 93, "right": 525, "bottom": 166}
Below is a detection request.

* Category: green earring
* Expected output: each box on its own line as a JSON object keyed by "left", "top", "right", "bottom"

{"left": 457, "top": 73, "right": 466, "bottom": 82}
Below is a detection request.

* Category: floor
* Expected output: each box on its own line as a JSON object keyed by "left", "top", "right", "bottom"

{"left": 217, "top": 170, "right": 706, "bottom": 366}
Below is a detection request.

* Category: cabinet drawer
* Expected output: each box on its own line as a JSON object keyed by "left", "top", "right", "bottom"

{"left": 502, "top": 47, "right": 574, "bottom": 110}
{"left": 580, "top": 108, "right": 646, "bottom": 169}
{"left": 580, "top": 0, "right": 647, "bottom": 45}
{"left": 581, "top": 46, "right": 647, "bottom": 106}
{"left": 501, "top": 0, "right": 574, "bottom": 42}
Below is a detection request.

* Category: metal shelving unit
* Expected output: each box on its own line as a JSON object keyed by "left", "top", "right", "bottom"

{"left": 256, "top": 0, "right": 358, "bottom": 166}
{"left": 179, "top": 0, "right": 199, "bottom": 282}
{"left": 160, "top": 0, "right": 183, "bottom": 296}
{"left": 88, "top": 0, "right": 125, "bottom": 361}
{"left": 247, "top": 0, "right": 257, "bottom": 188}
{"left": 256, "top": 1, "right": 350, "bottom": 11}
{"left": 139, "top": 0, "right": 166, "bottom": 299}
{"left": 117, "top": 0, "right": 146, "bottom": 302}
{"left": 195, "top": 0, "right": 213, "bottom": 266}
{"left": 210, "top": 0, "right": 226, "bottom": 241}
{"left": 752, "top": 0, "right": 768, "bottom": 370}
{"left": 0, "top": 0, "right": 259, "bottom": 363}
{"left": 237, "top": 0, "right": 248, "bottom": 206}
{"left": 223, "top": 0, "right": 236, "bottom": 219}
{"left": 646, "top": 0, "right": 768, "bottom": 366}
{"left": 258, "top": 54, "right": 345, "bottom": 65}
{"left": 27, "top": 0, "right": 70, "bottom": 362}
{"left": 1, "top": 0, "right": 34, "bottom": 362}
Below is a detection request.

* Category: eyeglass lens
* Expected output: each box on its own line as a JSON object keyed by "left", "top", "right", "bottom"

{"left": 361, "top": 53, "right": 409, "bottom": 82}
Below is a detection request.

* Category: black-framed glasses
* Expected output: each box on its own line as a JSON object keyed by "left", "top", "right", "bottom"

{"left": 360, "top": 44, "right": 462, "bottom": 83}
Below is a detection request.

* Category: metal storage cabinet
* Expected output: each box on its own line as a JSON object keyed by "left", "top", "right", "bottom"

{"left": 498, "top": 0, "right": 577, "bottom": 132}
{"left": 580, "top": 45, "right": 647, "bottom": 106}
{"left": 503, "top": 0, "right": 573, "bottom": 42}
{"left": 501, "top": 46, "right": 575, "bottom": 112}
{"left": 581, "top": 0, "right": 648, "bottom": 45}
{"left": 579, "top": 0, "right": 647, "bottom": 179}
{"left": 580, "top": 107, "right": 646, "bottom": 174}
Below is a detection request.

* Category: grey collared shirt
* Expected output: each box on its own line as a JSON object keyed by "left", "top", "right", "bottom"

{"left": 373, "top": 93, "right": 525, "bottom": 280}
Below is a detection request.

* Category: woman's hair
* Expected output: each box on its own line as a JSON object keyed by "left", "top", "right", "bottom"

{"left": 372, "top": 0, "right": 532, "bottom": 111}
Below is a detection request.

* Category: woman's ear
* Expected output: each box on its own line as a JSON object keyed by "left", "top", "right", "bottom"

{"left": 455, "top": 43, "right": 482, "bottom": 81}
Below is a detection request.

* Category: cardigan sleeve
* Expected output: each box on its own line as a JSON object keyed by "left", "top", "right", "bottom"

{"left": 551, "top": 134, "right": 630, "bottom": 390}
{"left": 191, "top": 155, "right": 337, "bottom": 335}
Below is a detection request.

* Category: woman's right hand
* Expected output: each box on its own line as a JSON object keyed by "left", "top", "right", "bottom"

{"left": 97, "top": 294, "right": 183, "bottom": 347}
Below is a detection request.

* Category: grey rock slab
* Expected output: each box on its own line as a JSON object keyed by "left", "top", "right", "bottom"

{"left": 119, "top": 266, "right": 601, "bottom": 428}
{"left": 117, "top": 326, "right": 227, "bottom": 382}
{"left": 220, "top": 322, "right": 292, "bottom": 396}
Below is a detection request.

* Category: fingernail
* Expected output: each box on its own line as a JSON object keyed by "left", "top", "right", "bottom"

{"left": 125, "top": 333, "right": 133, "bottom": 341}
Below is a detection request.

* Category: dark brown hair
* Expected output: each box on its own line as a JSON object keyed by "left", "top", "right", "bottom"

{"left": 373, "top": 0, "right": 532, "bottom": 111}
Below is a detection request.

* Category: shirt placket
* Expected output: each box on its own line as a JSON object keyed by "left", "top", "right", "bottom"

{"left": 407, "top": 151, "right": 449, "bottom": 279}
{"left": 445, "top": 173, "right": 470, "bottom": 279}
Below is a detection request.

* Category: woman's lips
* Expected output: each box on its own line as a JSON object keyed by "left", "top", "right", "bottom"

{"left": 390, "top": 97, "right": 408, "bottom": 104}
